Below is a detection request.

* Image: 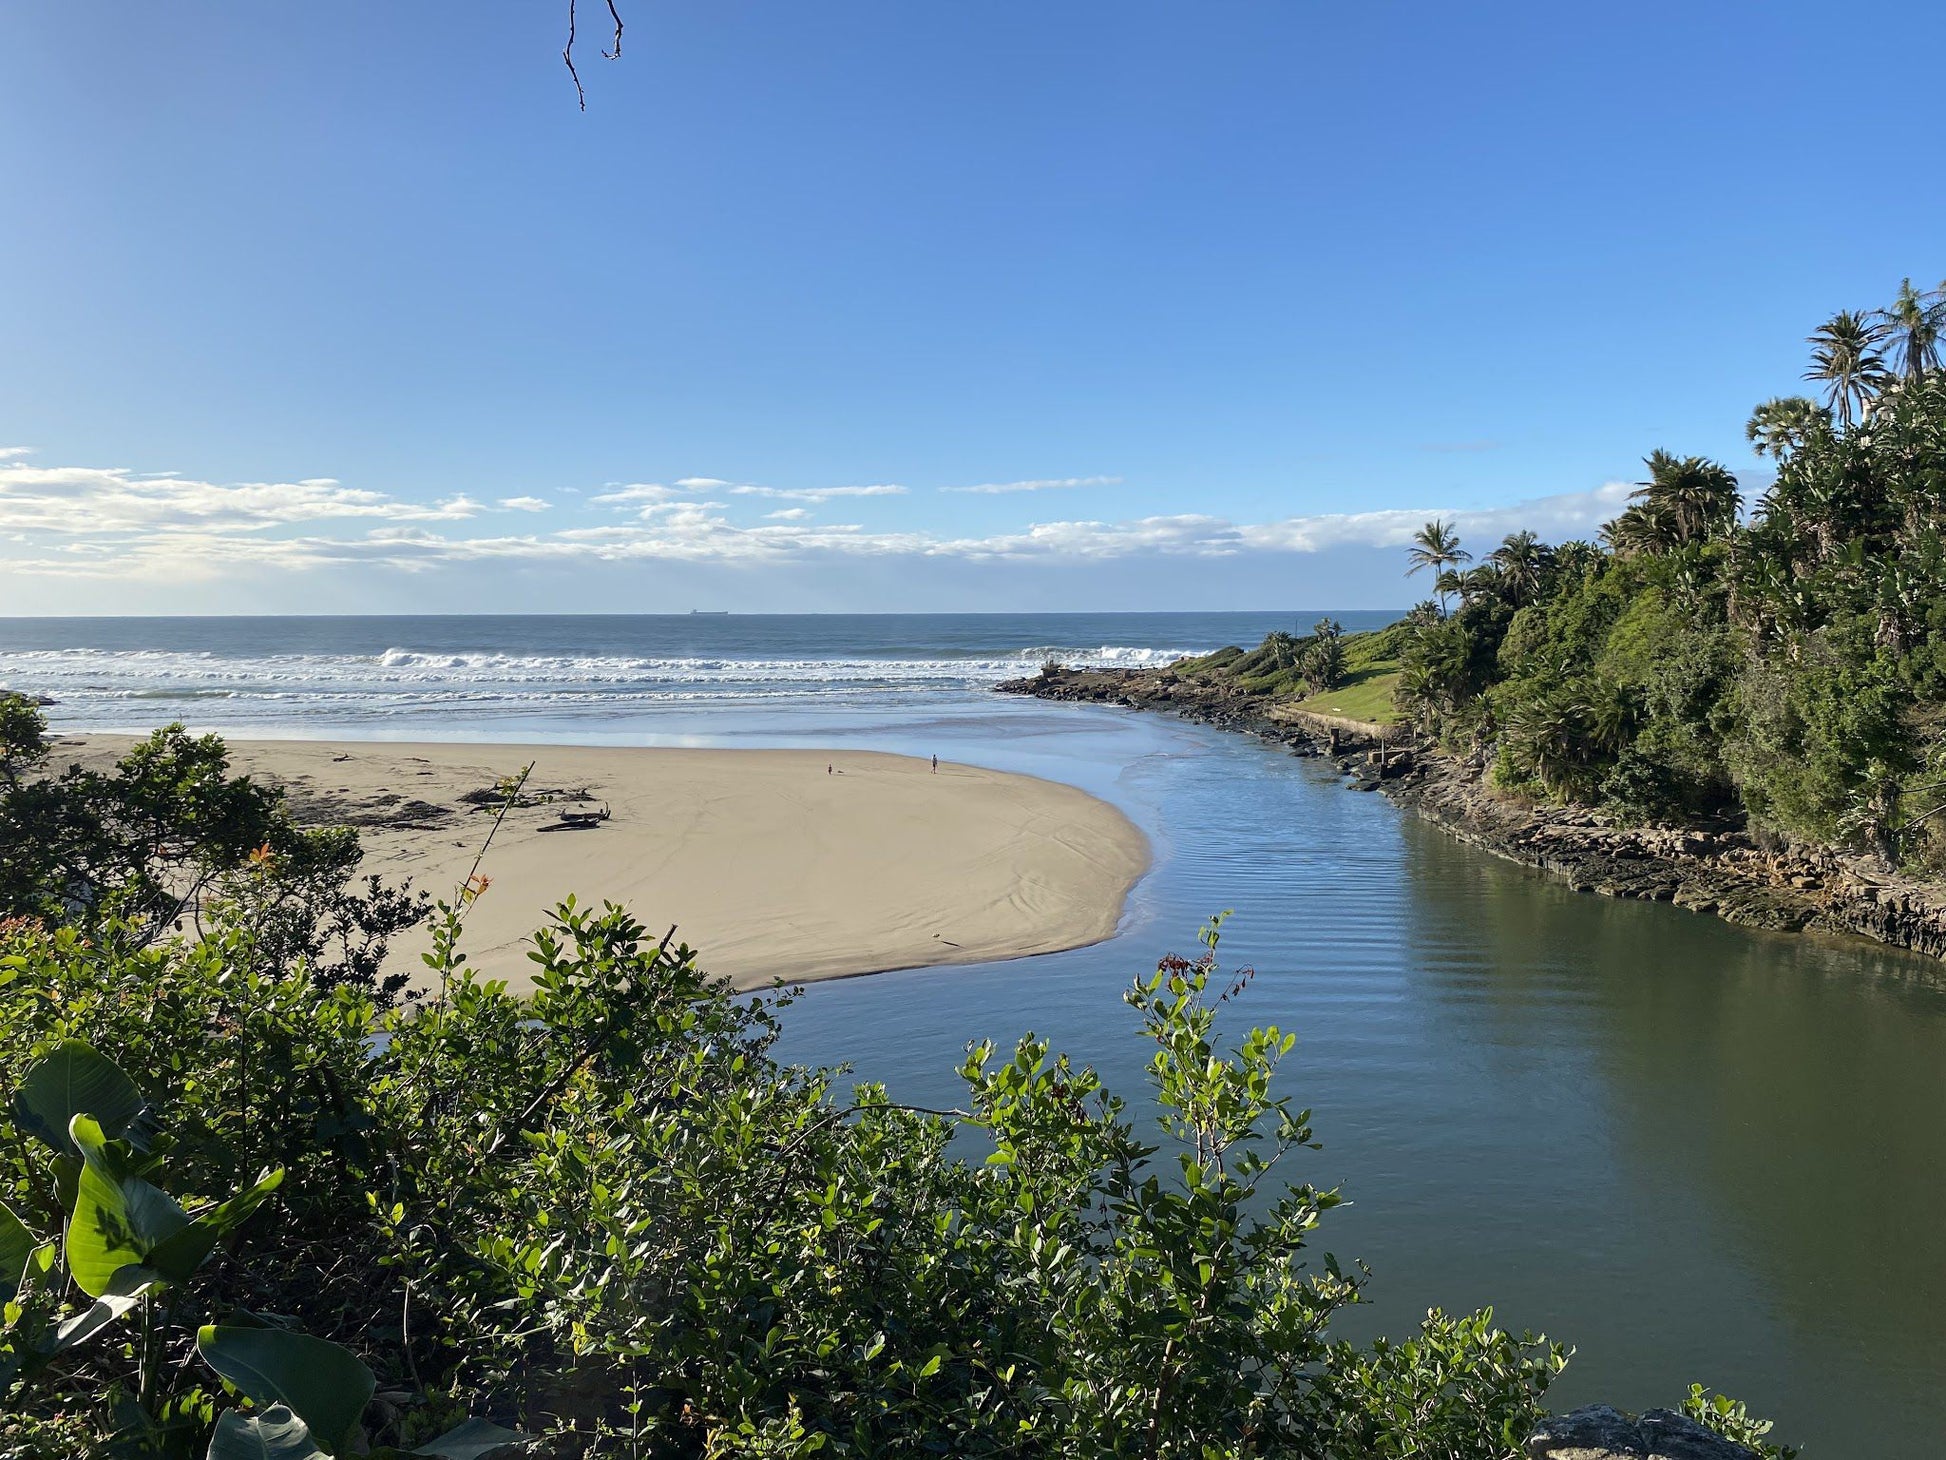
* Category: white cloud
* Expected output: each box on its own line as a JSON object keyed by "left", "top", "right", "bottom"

{"left": 590, "top": 483, "right": 685, "bottom": 507}
{"left": 0, "top": 452, "right": 1640, "bottom": 589}
{"left": 0, "top": 461, "right": 481, "bottom": 536}
{"left": 0, "top": 447, "right": 37, "bottom": 461}
{"left": 939, "top": 475, "right": 1120, "bottom": 495}
{"left": 1235, "top": 483, "right": 1636, "bottom": 554}
{"left": 730, "top": 483, "right": 907, "bottom": 504}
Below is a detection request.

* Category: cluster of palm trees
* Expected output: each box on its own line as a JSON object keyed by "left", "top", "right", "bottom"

{"left": 1602, "top": 451, "right": 1741, "bottom": 557}
{"left": 1381, "top": 274, "right": 1946, "bottom": 852}
{"left": 1257, "top": 617, "right": 1348, "bottom": 691}
{"left": 1405, "top": 521, "right": 1576, "bottom": 611}
{"left": 1303, "top": 616, "right": 1346, "bottom": 690}
{"left": 1738, "top": 367, "right": 1946, "bottom": 655}
{"left": 1799, "top": 278, "right": 1946, "bottom": 427}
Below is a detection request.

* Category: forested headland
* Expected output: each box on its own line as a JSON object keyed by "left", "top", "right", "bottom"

{"left": 1019, "top": 280, "right": 1946, "bottom": 935}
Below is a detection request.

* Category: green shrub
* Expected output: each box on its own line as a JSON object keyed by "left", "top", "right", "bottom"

{"left": 0, "top": 895, "right": 1596, "bottom": 1458}
{"left": 0, "top": 728, "right": 1788, "bottom": 1458}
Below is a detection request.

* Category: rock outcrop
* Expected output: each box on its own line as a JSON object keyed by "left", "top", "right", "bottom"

{"left": 1527, "top": 1405, "right": 1761, "bottom": 1459}
{"left": 1000, "top": 665, "right": 1946, "bottom": 963}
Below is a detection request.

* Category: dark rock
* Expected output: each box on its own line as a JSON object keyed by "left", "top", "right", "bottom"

{"left": 1527, "top": 1404, "right": 1760, "bottom": 1458}
{"left": 998, "top": 662, "right": 1946, "bottom": 964}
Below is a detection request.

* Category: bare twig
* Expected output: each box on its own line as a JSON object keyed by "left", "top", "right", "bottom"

{"left": 457, "top": 763, "right": 533, "bottom": 910}
{"left": 564, "top": 0, "right": 626, "bottom": 111}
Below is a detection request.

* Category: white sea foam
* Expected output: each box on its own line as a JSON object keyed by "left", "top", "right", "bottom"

{"left": 0, "top": 641, "right": 1209, "bottom": 727}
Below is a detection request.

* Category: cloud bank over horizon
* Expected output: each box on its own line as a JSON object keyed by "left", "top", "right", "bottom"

{"left": 0, "top": 448, "right": 1643, "bottom": 613}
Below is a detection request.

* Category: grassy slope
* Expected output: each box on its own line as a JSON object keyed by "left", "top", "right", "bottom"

{"left": 1291, "top": 632, "right": 1402, "bottom": 726}
{"left": 1169, "top": 629, "right": 1404, "bottom": 727}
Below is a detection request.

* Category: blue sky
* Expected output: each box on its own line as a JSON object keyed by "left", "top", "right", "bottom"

{"left": 2, "top": 0, "right": 1941, "bottom": 613}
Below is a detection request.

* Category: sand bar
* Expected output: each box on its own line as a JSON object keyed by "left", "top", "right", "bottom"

{"left": 56, "top": 737, "right": 1150, "bottom": 990}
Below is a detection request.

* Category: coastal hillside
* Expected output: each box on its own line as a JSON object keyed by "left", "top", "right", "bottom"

{"left": 1012, "top": 278, "right": 1946, "bottom": 954}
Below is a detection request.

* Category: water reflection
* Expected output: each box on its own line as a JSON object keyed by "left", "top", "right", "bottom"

{"left": 777, "top": 713, "right": 1946, "bottom": 1456}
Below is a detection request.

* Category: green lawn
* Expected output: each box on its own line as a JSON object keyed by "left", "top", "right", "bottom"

{"left": 1291, "top": 632, "right": 1402, "bottom": 725}
{"left": 1292, "top": 668, "right": 1401, "bottom": 725}
{"left": 1166, "top": 627, "right": 1405, "bottom": 726}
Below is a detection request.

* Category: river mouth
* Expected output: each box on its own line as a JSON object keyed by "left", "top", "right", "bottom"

{"left": 775, "top": 700, "right": 1946, "bottom": 1460}
{"left": 19, "top": 610, "right": 1946, "bottom": 1456}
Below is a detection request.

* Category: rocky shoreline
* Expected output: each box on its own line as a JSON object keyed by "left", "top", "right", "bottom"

{"left": 1000, "top": 665, "right": 1946, "bottom": 964}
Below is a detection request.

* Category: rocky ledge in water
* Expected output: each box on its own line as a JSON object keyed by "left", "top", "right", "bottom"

{"left": 1000, "top": 665, "right": 1946, "bottom": 963}
{"left": 1526, "top": 1405, "right": 1761, "bottom": 1459}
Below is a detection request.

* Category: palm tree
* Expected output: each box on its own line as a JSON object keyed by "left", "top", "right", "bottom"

{"left": 1301, "top": 635, "right": 1346, "bottom": 691}
{"left": 1745, "top": 396, "right": 1827, "bottom": 462}
{"left": 1789, "top": 471, "right": 1853, "bottom": 564}
{"left": 1502, "top": 684, "right": 1591, "bottom": 794}
{"left": 1455, "top": 562, "right": 1504, "bottom": 604}
{"left": 1630, "top": 450, "right": 1740, "bottom": 545}
{"left": 1553, "top": 539, "right": 1605, "bottom": 584}
{"left": 1406, "top": 520, "right": 1470, "bottom": 610}
{"left": 1875, "top": 278, "right": 1945, "bottom": 381}
{"left": 1601, "top": 504, "right": 1670, "bottom": 558}
{"left": 1805, "top": 310, "right": 1891, "bottom": 427}
{"left": 1399, "top": 619, "right": 1478, "bottom": 732}
{"left": 1486, "top": 531, "right": 1554, "bottom": 607}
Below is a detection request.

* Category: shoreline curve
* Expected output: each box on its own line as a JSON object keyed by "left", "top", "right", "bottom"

{"left": 56, "top": 736, "right": 1152, "bottom": 991}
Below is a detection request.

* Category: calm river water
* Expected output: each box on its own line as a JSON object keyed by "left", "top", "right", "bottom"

{"left": 11, "top": 613, "right": 1943, "bottom": 1456}
{"left": 776, "top": 703, "right": 1946, "bottom": 1459}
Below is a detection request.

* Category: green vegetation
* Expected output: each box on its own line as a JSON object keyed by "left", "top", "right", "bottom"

{"left": 0, "top": 725, "right": 426, "bottom": 995}
{"left": 1187, "top": 276, "right": 1946, "bottom": 871}
{"left": 0, "top": 698, "right": 1786, "bottom": 1456}
{"left": 1380, "top": 277, "right": 1946, "bottom": 869}
{"left": 1170, "top": 620, "right": 1405, "bottom": 727}
{"left": 1291, "top": 628, "right": 1404, "bottom": 725}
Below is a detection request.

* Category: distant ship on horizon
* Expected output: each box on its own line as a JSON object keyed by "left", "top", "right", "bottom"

{"left": 689, "top": 610, "right": 730, "bottom": 616}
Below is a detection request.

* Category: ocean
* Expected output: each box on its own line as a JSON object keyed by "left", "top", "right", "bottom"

{"left": 0, "top": 612, "right": 1394, "bottom": 739}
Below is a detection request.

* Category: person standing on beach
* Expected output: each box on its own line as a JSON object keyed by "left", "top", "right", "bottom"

{"left": 931, "top": 754, "right": 938, "bottom": 773}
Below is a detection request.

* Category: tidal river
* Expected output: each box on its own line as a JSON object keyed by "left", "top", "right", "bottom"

{"left": 11, "top": 612, "right": 1942, "bottom": 1455}
{"left": 776, "top": 700, "right": 1946, "bottom": 1459}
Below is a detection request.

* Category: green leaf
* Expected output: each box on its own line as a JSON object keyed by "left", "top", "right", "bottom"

{"left": 145, "top": 1168, "right": 285, "bottom": 1285}
{"left": 64, "top": 1113, "right": 188, "bottom": 1298}
{"left": 197, "top": 1325, "right": 375, "bottom": 1458}
{"left": 206, "top": 1406, "right": 331, "bottom": 1460}
{"left": 53, "top": 1292, "right": 142, "bottom": 1353}
{"left": 0, "top": 1201, "right": 36, "bottom": 1299}
{"left": 50, "top": 1154, "right": 81, "bottom": 1213}
{"left": 413, "top": 1418, "right": 532, "bottom": 1458}
{"left": 15, "top": 1041, "right": 147, "bottom": 1157}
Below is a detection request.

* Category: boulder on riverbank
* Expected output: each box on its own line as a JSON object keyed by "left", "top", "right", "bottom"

{"left": 1527, "top": 1405, "right": 1760, "bottom": 1459}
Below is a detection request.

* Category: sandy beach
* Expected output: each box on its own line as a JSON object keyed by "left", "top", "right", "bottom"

{"left": 55, "top": 737, "right": 1149, "bottom": 990}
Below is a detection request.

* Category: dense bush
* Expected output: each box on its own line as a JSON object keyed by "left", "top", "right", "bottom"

{"left": 0, "top": 885, "right": 1600, "bottom": 1458}
{"left": 1374, "top": 279, "right": 1946, "bottom": 863}
{"left": 0, "top": 711, "right": 426, "bottom": 993}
